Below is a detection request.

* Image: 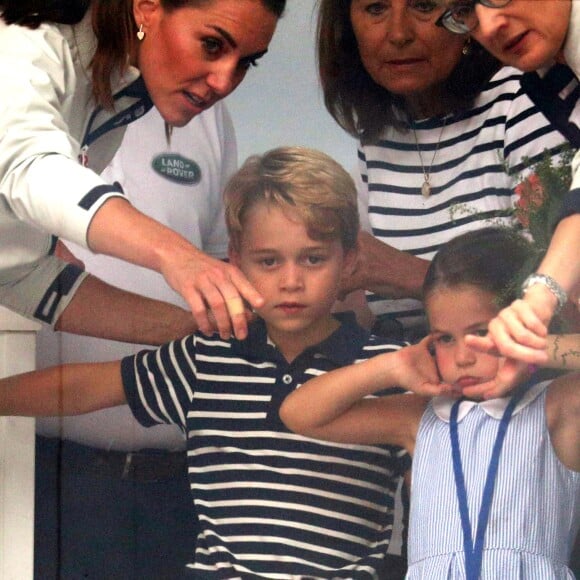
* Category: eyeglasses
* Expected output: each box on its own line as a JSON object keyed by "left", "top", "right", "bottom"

{"left": 435, "top": 0, "right": 512, "bottom": 34}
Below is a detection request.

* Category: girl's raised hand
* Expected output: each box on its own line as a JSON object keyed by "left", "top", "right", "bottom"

{"left": 460, "top": 357, "right": 531, "bottom": 401}
{"left": 394, "top": 337, "right": 455, "bottom": 397}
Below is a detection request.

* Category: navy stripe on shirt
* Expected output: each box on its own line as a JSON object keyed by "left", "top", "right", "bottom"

{"left": 122, "top": 314, "right": 410, "bottom": 578}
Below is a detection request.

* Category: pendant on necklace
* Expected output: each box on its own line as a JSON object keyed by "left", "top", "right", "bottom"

{"left": 421, "top": 180, "right": 431, "bottom": 198}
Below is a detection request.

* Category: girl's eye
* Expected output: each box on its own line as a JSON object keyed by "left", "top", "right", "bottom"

{"left": 472, "top": 328, "right": 489, "bottom": 338}
{"left": 435, "top": 334, "right": 454, "bottom": 345}
{"left": 305, "top": 255, "right": 325, "bottom": 266}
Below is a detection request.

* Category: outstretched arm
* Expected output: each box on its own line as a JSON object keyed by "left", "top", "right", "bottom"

{"left": 280, "top": 341, "right": 438, "bottom": 453}
{"left": 0, "top": 361, "right": 125, "bottom": 417}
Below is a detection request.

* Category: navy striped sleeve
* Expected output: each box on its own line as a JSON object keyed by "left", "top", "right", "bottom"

{"left": 121, "top": 335, "right": 198, "bottom": 430}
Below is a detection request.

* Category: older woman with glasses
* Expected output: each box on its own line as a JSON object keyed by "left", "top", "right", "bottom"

{"left": 437, "top": 0, "right": 580, "bottom": 396}
{"left": 318, "top": 0, "right": 568, "bottom": 350}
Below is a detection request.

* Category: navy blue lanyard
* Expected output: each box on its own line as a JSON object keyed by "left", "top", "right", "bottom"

{"left": 449, "top": 387, "right": 528, "bottom": 580}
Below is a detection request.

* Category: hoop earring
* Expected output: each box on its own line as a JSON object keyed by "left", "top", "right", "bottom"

{"left": 137, "top": 24, "right": 145, "bottom": 41}
{"left": 462, "top": 38, "right": 471, "bottom": 56}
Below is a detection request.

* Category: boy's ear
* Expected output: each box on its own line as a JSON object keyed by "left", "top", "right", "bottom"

{"left": 228, "top": 242, "right": 241, "bottom": 268}
{"left": 342, "top": 246, "right": 358, "bottom": 277}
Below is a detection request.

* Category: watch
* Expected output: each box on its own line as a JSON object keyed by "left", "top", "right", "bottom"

{"left": 521, "top": 273, "right": 568, "bottom": 314}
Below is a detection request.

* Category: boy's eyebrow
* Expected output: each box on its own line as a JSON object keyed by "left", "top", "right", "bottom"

{"left": 247, "top": 244, "right": 329, "bottom": 256}
{"left": 248, "top": 248, "right": 278, "bottom": 255}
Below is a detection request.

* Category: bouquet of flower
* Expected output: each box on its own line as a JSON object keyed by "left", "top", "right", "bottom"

{"left": 505, "top": 147, "right": 576, "bottom": 326}
{"left": 513, "top": 147, "right": 574, "bottom": 252}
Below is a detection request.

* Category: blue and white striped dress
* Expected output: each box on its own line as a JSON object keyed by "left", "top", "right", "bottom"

{"left": 407, "top": 381, "right": 580, "bottom": 579}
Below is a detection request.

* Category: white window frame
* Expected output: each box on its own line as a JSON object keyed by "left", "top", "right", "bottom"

{"left": 0, "top": 307, "right": 38, "bottom": 580}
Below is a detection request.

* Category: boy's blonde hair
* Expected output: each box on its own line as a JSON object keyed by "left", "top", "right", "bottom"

{"left": 225, "top": 146, "right": 359, "bottom": 251}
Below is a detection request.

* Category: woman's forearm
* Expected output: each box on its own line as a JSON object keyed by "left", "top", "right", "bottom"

{"left": 56, "top": 274, "right": 197, "bottom": 345}
{"left": 341, "top": 231, "right": 430, "bottom": 299}
{"left": 86, "top": 197, "right": 201, "bottom": 276}
{"left": 545, "top": 334, "right": 580, "bottom": 370}
{"left": 536, "top": 214, "right": 580, "bottom": 296}
{"left": 86, "top": 197, "right": 263, "bottom": 340}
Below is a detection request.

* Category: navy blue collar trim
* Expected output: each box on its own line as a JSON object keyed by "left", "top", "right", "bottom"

{"left": 82, "top": 76, "right": 154, "bottom": 147}
{"left": 232, "top": 311, "right": 370, "bottom": 366}
{"left": 521, "top": 64, "right": 580, "bottom": 147}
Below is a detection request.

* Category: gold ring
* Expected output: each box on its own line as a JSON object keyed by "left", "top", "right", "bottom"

{"left": 226, "top": 297, "right": 245, "bottom": 316}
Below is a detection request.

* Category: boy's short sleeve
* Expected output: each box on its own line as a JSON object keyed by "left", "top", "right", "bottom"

{"left": 120, "top": 338, "right": 196, "bottom": 431}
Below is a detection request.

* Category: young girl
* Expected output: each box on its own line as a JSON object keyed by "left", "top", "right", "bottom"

{"left": 280, "top": 227, "right": 580, "bottom": 578}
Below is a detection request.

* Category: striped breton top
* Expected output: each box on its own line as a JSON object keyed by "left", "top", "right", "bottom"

{"left": 357, "top": 66, "right": 570, "bottom": 331}
{"left": 122, "top": 313, "right": 409, "bottom": 579}
{"left": 407, "top": 380, "right": 580, "bottom": 579}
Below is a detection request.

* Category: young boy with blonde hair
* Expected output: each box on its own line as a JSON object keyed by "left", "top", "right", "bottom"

{"left": 0, "top": 147, "right": 415, "bottom": 579}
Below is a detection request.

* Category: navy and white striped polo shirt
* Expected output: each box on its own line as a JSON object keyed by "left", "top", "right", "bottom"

{"left": 122, "top": 313, "right": 409, "bottom": 579}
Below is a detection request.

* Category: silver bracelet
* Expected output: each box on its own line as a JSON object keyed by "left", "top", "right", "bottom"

{"left": 521, "top": 273, "right": 568, "bottom": 314}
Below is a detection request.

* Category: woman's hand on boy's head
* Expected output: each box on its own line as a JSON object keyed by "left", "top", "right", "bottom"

{"left": 163, "top": 250, "right": 263, "bottom": 341}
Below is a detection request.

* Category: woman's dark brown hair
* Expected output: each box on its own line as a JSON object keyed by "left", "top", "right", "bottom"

{"left": 317, "top": 0, "right": 501, "bottom": 144}
{"left": 1, "top": 0, "right": 285, "bottom": 108}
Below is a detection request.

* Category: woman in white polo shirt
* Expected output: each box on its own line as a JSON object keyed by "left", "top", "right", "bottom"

{"left": 0, "top": 0, "right": 284, "bottom": 342}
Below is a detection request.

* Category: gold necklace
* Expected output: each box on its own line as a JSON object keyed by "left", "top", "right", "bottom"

{"left": 411, "top": 118, "right": 447, "bottom": 198}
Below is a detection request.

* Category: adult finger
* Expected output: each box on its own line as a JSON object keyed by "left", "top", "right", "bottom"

{"left": 199, "top": 281, "right": 237, "bottom": 340}
{"left": 487, "top": 315, "right": 547, "bottom": 362}
{"left": 494, "top": 302, "right": 548, "bottom": 347}
{"left": 225, "top": 295, "right": 252, "bottom": 341}
{"left": 188, "top": 289, "right": 214, "bottom": 337}
{"left": 228, "top": 267, "right": 264, "bottom": 311}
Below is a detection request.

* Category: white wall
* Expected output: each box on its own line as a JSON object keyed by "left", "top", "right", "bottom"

{"left": 226, "top": 0, "right": 358, "bottom": 171}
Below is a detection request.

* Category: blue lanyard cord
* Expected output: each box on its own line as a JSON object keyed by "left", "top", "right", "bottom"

{"left": 450, "top": 386, "right": 529, "bottom": 580}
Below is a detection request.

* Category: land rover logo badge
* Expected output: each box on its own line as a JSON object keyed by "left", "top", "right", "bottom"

{"left": 152, "top": 154, "right": 201, "bottom": 185}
